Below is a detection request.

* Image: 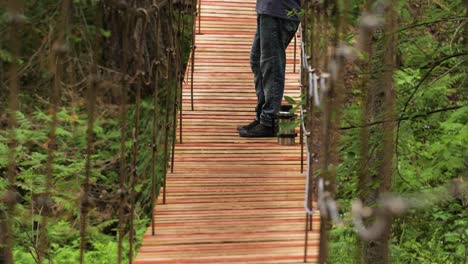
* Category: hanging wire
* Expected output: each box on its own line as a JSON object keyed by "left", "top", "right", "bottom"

{"left": 79, "top": 1, "right": 102, "bottom": 262}
{"left": 162, "top": 45, "right": 171, "bottom": 205}
{"left": 171, "top": 4, "right": 184, "bottom": 174}
{"left": 190, "top": 0, "right": 197, "bottom": 111}
{"left": 128, "top": 81, "right": 140, "bottom": 263}
{"left": 162, "top": 13, "right": 175, "bottom": 204}
{"left": 179, "top": 3, "right": 187, "bottom": 144}
{"left": 128, "top": 9, "right": 148, "bottom": 261}
{"left": 38, "top": 1, "right": 72, "bottom": 262}
{"left": 151, "top": 9, "right": 162, "bottom": 237}
{"left": 301, "top": 1, "right": 315, "bottom": 262}
{"left": 197, "top": 0, "right": 201, "bottom": 34}
{"left": 79, "top": 75, "right": 96, "bottom": 264}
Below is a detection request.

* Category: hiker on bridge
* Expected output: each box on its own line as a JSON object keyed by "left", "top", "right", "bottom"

{"left": 238, "top": 0, "right": 301, "bottom": 137}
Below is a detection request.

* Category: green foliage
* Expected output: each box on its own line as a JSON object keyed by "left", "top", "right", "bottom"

{"left": 0, "top": 98, "right": 168, "bottom": 262}
{"left": 327, "top": 0, "right": 468, "bottom": 263}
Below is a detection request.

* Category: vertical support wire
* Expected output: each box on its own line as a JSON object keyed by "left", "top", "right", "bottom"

{"left": 303, "top": 5, "right": 310, "bottom": 262}
{"left": 128, "top": 11, "right": 148, "bottom": 260}
{"left": 162, "top": 1, "right": 177, "bottom": 204}
{"left": 118, "top": 4, "right": 131, "bottom": 264}
{"left": 80, "top": 72, "right": 97, "bottom": 264}
{"left": 179, "top": 3, "right": 187, "bottom": 144}
{"left": 190, "top": 0, "right": 197, "bottom": 111}
{"left": 3, "top": 2, "right": 23, "bottom": 263}
{"left": 294, "top": 35, "right": 297, "bottom": 73}
{"left": 307, "top": 2, "right": 316, "bottom": 237}
{"left": 162, "top": 45, "right": 171, "bottom": 205}
{"left": 162, "top": 5, "right": 176, "bottom": 203}
{"left": 151, "top": 11, "right": 161, "bottom": 237}
{"left": 80, "top": 1, "right": 100, "bottom": 262}
{"left": 170, "top": 51, "right": 178, "bottom": 175}
{"left": 197, "top": 0, "right": 201, "bottom": 34}
{"left": 171, "top": 5, "right": 183, "bottom": 174}
{"left": 128, "top": 80, "right": 141, "bottom": 264}
{"left": 303, "top": 1, "right": 315, "bottom": 262}
{"left": 39, "top": 1, "right": 71, "bottom": 262}
{"left": 300, "top": 112, "right": 304, "bottom": 173}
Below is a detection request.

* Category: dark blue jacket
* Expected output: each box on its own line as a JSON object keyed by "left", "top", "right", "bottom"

{"left": 256, "top": 0, "right": 301, "bottom": 21}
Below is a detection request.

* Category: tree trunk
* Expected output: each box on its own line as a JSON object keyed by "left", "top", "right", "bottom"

{"left": 0, "top": 210, "right": 6, "bottom": 263}
{"left": 360, "top": 2, "right": 397, "bottom": 262}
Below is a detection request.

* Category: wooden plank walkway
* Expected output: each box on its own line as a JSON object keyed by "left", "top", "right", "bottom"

{"left": 134, "top": 0, "right": 319, "bottom": 263}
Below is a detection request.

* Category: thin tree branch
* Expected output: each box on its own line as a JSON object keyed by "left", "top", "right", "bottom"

{"left": 341, "top": 105, "right": 465, "bottom": 130}
{"left": 400, "top": 53, "right": 467, "bottom": 117}
{"left": 397, "top": 17, "right": 467, "bottom": 33}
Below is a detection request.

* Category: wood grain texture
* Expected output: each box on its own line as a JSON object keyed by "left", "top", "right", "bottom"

{"left": 134, "top": 0, "right": 319, "bottom": 263}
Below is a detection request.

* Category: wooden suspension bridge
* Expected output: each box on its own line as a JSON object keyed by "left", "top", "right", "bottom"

{"left": 134, "top": 0, "right": 320, "bottom": 263}
{"left": 4, "top": 0, "right": 463, "bottom": 263}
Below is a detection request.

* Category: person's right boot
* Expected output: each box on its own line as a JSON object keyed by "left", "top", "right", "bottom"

{"left": 238, "top": 122, "right": 276, "bottom": 137}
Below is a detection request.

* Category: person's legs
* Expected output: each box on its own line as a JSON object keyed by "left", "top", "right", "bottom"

{"left": 237, "top": 16, "right": 263, "bottom": 132}
{"left": 239, "top": 15, "right": 299, "bottom": 137}
{"left": 258, "top": 15, "right": 299, "bottom": 127}
{"left": 251, "top": 16, "right": 264, "bottom": 121}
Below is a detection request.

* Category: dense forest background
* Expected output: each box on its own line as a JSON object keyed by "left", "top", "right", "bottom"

{"left": 0, "top": 0, "right": 467, "bottom": 263}
{"left": 328, "top": 1, "right": 467, "bottom": 263}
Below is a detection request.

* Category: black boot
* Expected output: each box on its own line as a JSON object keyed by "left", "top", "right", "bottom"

{"left": 237, "top": 120, "right": 260, "bottom": 132}
{"left": 239, "top": 122, "right": 276, "bottom": 137}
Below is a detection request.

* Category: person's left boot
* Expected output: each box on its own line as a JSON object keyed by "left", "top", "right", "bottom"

{"left": 237, "top": 120, "right": 260, "bottom": 132}
{"left": 238, "top": 123, "right": 276, "bottom": 137}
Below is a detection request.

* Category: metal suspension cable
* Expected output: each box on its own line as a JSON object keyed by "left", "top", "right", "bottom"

{"left": 151, "top": 10, "right": 162, "bottom": 237}
{"left": 198, "top": 0, "right": 202, "bottom": 34}
{"left": 301, "top": 1, "right": 314, "bottom": 261}
{"left": 128, "top": 8, "right": 150, "bottom": 264}
{"left": 128, "top": 80, "right": 140, "bottom": 263}
{"left": 161, "top": 45, "right": 171, "bottom": 205}
{"left": 302, "top": 1, "right": 322, "bottom": 261}
{"left": 171, "top": 5, "right": 183, "bottom": 174}
{"left": 298, "top": 22, "right": 314, "bottom": 214}
{"left": 190, "top": 0, "right": 198, "bottom": 111}
{"left": 162, "top": 7, "right": 176, "bottom": 204}
{"left": 128, "top": 10, "right": 148, "bottom": 261}
{"left": 179, "top": 4, "right": 187, "bottom": 144}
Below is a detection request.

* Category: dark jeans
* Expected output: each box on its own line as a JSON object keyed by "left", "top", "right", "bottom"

{"left": 250, "top": 14, "right": 299, "bottom": 127}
